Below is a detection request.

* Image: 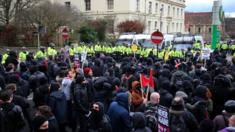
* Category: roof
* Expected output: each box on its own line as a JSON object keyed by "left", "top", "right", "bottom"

{"left": 185, "top": 12, "right": 212, "bottom": 25}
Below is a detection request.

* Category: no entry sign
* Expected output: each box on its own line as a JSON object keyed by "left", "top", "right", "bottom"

{"left": 151, "top": 31, "right": 164, "bottom": 44}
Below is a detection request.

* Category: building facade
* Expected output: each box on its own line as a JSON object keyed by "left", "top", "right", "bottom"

{"left": 185, "top": 12, "right": 227, "bottom": 42}
{"left": 52, "top": 0, "right": 185, "bottom": 34}
{"left": 185, "top": 12, "right": 213, "bottom": 42}
{"left": 225, "top": 18, "right": 235, "bottom": 39}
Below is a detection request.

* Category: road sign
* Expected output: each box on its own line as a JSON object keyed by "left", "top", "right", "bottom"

{"left": 62, "top": 28, "right": 69, "bottom": 40}
{"left": 131, "top": 44, "right": 138, "bottom": 52}
{"left": 151, "top": 31, "right": 164, "bottom": 44}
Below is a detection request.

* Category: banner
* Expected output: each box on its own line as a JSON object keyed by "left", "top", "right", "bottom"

{"left": 158, "top": 105, "right": 170, "bottom": 132}
{"left": 140, "top": 69, "right": 154, "bottom": 88}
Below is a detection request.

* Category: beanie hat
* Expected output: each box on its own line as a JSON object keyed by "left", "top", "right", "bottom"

{"left": 224, "top": 100, "right": 235, "bottom": 113}
{"left": 171, "top": 97, "right": 185, "bottom": 111}
{"left": 195, "top": 85, "right": 208, "bottom": 99}
{"left": 84, "top": 67, "right": 92, "bottom": 75}
{"left": 175, "top": 91, "right": 188, "bottom": 100}
{"left": 33, "top": 115, "right": 47, "bottom": 130}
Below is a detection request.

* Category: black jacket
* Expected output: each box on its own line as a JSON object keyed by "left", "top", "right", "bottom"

{"left": 33, "top": 84, "right": 50, "bottom": 107}
{"left": 1, "top": 103, "right": 26, "bottom": 132}
{"left": 159, "top": 89, "right": 173, "bottom": 108}
{"left": 73, "top": 83, "right": 91, "bottom": 115}
{"left": 169, "top": 109, "right": 199, "bottom": 132}
{"left": 88, "top": 102, "right": 112, "bottom": 132}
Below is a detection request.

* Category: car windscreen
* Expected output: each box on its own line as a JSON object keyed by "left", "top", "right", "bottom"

{"left": 116, "top": 39, "right": 133, "bottom": 45}
{"left": 173, "top": 44, "right": 192, "bottom": 50}
{"left": 141, "top": 39, "right": 156, "bottom": 48}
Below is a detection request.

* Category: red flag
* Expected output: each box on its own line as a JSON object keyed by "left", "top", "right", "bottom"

{"left": 140, "top": 74, "right": 149, "bottom": 88}
{"left": 149, "top": 69, "right": 155, "bottom": 89}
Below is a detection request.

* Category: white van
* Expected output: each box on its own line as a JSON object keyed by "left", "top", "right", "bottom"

{"left": 173, "top": 35, "right": 205, "bottom": 50}
{"left": 116, "top": 33, "right": 174, "bottom": 49}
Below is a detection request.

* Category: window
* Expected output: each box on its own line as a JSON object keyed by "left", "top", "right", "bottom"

{"left": 136, "top": 0, "right": 140, "bottom": 11}
{"left": 85, "top": 0, "right": 91, "bottom": 11}
{"left": 209, "top": 27, "right": 211, "bottom": 33}
{"left": 177, "top": 8, "right": 179, "bottom": 16}
{"left": 181, "top": 9, "right": 183, "bottom": 17}
{"left": 148, "top": 21, "right": 151, "bottom": 33}
{"left": 161, "top": 4, "right": 164, "bottom": 15}
{"left": 173, "top": 7, "right": 175, "bottom": 17}
{"left": 168, "top": 6, "right": 170, "bottom": 16}
{"left": 65, "top": 1, "right": 71, "bottom": 7}
{"left": 176, "top": 23, "right": 178, "bottom": 31}
{"left": 180, "top": 23, "right": 182, "bottom": 32}
{"left": 188, "top": 28, "right": 191, "bottom": 33}
{"left": 172, "top": 23, "right": 175, "bottom": 32}
{"left": 198, "top": 27, "right": 201, "bottom": 33}
{"left": 107, "top": 0, "right": 114, "bottom": 10}
{"left": 155, "top": 3, "right": 158, "bottom": 14}
{"left": 160, "top": 21, "right": 163, "bottom": 31}
{"left": 149, "top": 2, "right": 152, "bottom": 14}
{"left": 155, "top": 21, "right": 158, "bottom": 29}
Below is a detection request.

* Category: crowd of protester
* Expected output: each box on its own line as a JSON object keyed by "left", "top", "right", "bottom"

{"left": 0, "top": 44, "right": 235, "bottom": 132}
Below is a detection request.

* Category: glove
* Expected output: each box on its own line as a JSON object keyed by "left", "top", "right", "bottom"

{"left": 85, "top": 111, "right": 91, "bottom": 117}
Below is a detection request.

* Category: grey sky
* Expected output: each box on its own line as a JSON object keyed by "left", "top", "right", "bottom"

{"left": 186, "top": 0, "right": 235, "bottom": 13}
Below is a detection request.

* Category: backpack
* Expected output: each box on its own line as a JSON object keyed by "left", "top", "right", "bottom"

{"left": 144, "top": 106, "right": 158, "bottom": 132}
{"left": 169, "top": 112, "right": 188, "bottom": 132}
{"left": 2, "top": 105, "right": 26, "bottom": 132}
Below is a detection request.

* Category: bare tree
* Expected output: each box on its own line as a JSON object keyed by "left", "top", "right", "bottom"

{"left": 20, "top": 0, "right": 83, "bottom": 37}
{"left": 0, "top": 0, "right": 41, "bottom": 24}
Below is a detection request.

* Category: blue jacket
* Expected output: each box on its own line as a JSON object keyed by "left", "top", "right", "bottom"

{"left": 48, "top": 91, "right": 67, "bottom": 124}
{"left": 107, "top": 92, "right": 132, "bottom": 132}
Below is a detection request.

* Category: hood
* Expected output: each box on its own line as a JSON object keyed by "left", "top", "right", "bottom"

{"left": 1, "top": 102, "right": 15, "bottom": 112}
{"left": 50, "top": 91, "right": 65, "bottom": 100}
{"left": 116, "top": 92, "right": 129, "bottom": 111}
{"left": 96, "top": 102, "right": 105, "bottom": 115}
{"left": 133, "top": 112, "right": 146, "bottom": 129}
{"left": 195, "top": 85, "right": 208, "bottom": 99}
{"left": 174, "top": 70, "right": 186, "bottom": 76}
{"left": 90, "top": 102, "right": 105, "bottom": 122}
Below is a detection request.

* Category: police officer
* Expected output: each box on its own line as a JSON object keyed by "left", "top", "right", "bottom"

{"left": 35, "top": 47, "right": 46, "bottom": 61}
{"left": 19, "top": 47, "right": 28, "bottom": 62}
{"left": 193, "top": 40, "right": 201, "bottom": 51}
{"left": 47, "top": 43, "right": 57, "bottom": 58}
{"left": 1, "top": 49, "right": 9, "bottom": 64}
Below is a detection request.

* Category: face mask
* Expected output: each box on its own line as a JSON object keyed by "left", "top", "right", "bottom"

{"left": 37, "top": 129, "right": 48, "bottom": 132}
{"left": 91, "top": 109, "right": 102, "bottom": 120}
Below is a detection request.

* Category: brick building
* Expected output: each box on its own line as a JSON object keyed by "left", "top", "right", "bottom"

{"left": 185, "top": 12, "right": 213, "bottom": 42}
{"left": 225, "top": 18, "right": 235, "bottom": 39}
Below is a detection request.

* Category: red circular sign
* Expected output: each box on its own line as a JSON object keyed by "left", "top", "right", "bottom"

{"left": 62, "top": 28, "right": 69, "bottom": 40}
{"left": 151, "top": 31, "right": 164, "bottom": 44}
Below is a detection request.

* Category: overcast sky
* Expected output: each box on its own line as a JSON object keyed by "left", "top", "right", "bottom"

{"left": 186, "top": 0, "right": 235, "bottom": 16}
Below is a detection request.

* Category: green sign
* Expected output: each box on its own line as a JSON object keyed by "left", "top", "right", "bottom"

{"left": 212, "top": 25, "right": 218, "bottom": 49}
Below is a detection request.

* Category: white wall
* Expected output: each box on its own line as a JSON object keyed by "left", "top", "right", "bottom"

{"left": 52, "top": 0, "right": 185, "bottom": 34}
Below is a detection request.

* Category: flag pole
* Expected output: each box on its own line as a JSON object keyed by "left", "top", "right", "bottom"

{"left": 146, "top": 84, "right": 150, "bottom": 101}
{"left": 140, "top": 74, "right": 144, "bottom": 98}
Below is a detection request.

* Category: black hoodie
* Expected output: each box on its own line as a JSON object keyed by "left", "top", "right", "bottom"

{"left": 132, "top": 112, "right": 152, "bottom": 132}
{"left": 88, "top": 102, "right": 112, "bottom": 132}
